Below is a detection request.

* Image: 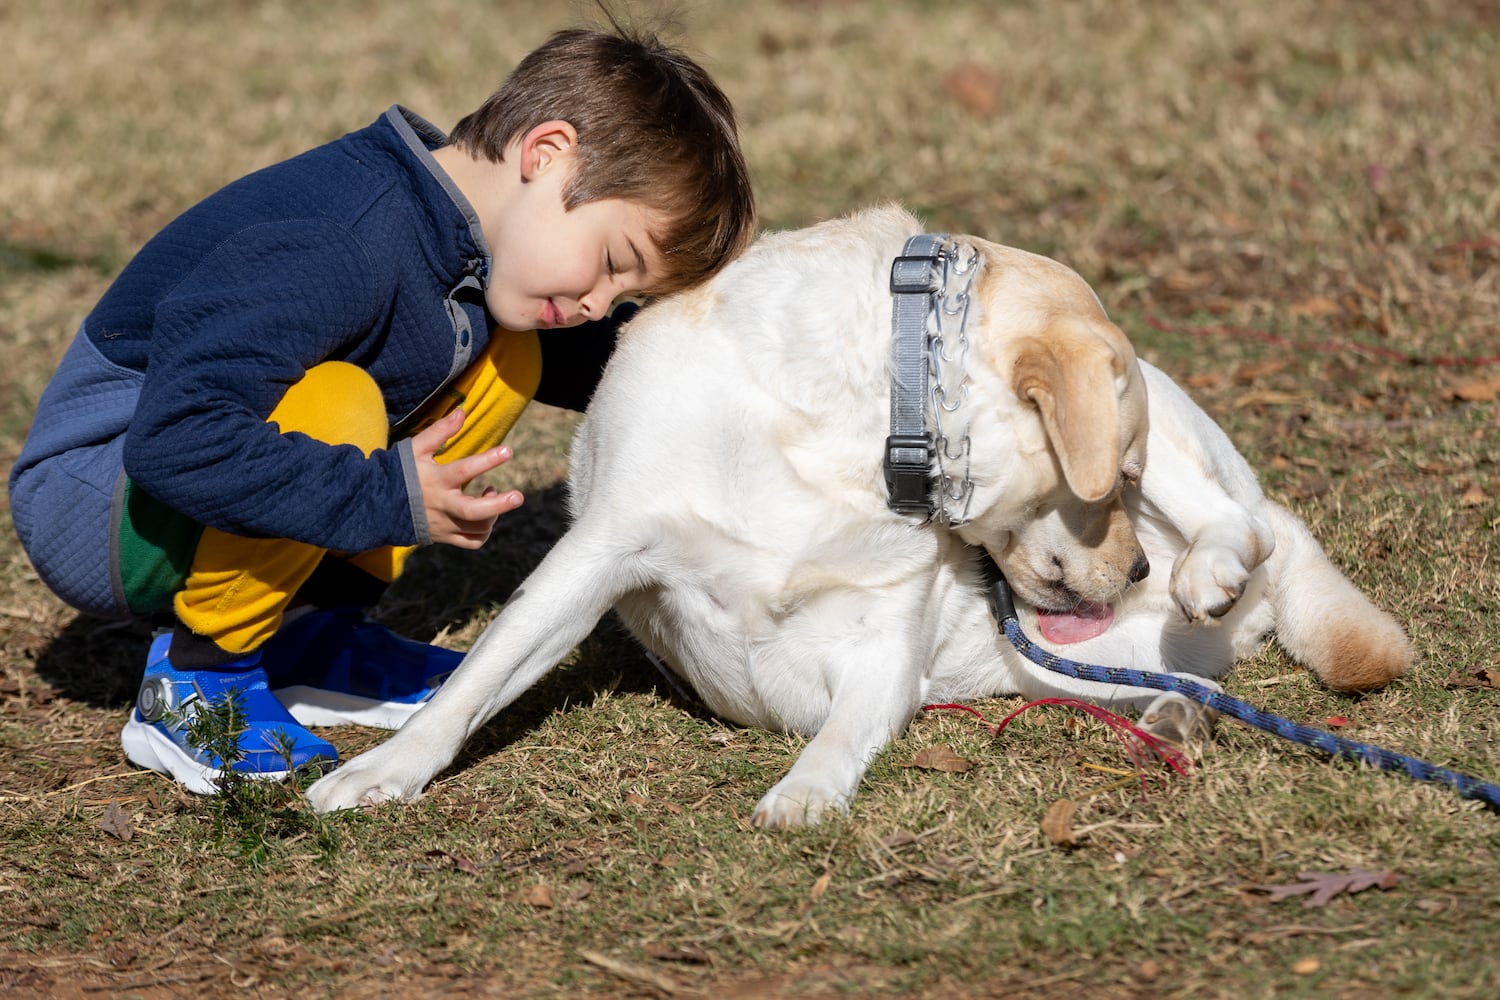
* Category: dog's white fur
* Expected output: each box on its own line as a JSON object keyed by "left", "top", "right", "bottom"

{"left": 307, "top": 207, "right": 1411, "bottom": 825}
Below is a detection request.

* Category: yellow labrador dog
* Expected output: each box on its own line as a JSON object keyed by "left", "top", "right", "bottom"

{"left": 306, "top": 206, "right": 1411, "bottom": 826}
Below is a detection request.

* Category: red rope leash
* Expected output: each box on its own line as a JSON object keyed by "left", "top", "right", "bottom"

{"left": 923, "top": 699, "right": 1193, "bottom": 786}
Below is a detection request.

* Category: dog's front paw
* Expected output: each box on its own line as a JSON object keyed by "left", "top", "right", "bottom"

{"left": 305, "top": 746, "right": 427, "bottom": 814}
{"left": 1170, "top": 543, "right": 1251, "bottom": 622}
{"left": 751, "top": 777, "right": 849, "bottom": 829}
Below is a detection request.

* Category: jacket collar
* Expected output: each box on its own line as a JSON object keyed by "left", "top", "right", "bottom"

{"left": 382, "top": 105, "right": 491, "bottom": 286}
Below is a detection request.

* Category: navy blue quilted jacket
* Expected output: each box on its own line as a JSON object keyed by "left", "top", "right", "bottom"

{"left": 86, "top": 105, "right": 493, "bottom": 551}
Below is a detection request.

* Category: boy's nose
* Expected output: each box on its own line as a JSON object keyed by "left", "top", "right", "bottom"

{"left": 578, "top": 286, "right": 614, "bottom": 320}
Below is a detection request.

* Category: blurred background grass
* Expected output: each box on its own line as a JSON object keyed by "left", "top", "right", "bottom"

{"left": 2, "top": 2, "right": 1498, "bottom": 997}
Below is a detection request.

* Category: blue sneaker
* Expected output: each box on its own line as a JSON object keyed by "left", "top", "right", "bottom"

{"left": 121, "top": 633, "right": 339, "bottom": 795}
{"left": 261, "top": 608, "right": 463, "bottom": 730}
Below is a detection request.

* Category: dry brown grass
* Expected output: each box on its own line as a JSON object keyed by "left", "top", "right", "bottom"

{"left": 3, "top": 1, "right": 1498, "bottom": 997}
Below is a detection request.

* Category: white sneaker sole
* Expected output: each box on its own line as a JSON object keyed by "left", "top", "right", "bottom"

{"left": 272, "top": 686, "right": 428, "bottom": 730}
{"left": 121, "top": 715, "right": 292, "bottom": 795}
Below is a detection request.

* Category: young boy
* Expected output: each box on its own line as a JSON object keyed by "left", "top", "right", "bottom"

{"left": 7, "top": 25, "right": 756, "bottom": 794}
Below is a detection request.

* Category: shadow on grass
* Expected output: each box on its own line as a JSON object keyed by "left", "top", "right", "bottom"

{"left": 380, "top": 483, "right": 720, "bottom": 773}
{"left": 30, "top": 615, "right": 159, "bottom": 709}
{"left": 28, "top": 482, "right": 712, "bottom": 757}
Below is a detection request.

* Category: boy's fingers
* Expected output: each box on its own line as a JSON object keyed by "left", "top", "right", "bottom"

{"left": 411, "top": 408, "right": 466, "bottom": 456}
{"left": 439, "top": 490, "right": 523, "bottom": 547}
{"left": 439, "top": 445, "right": 513, "bottom": 484}
{"left": 450, "top": 488, "right": 523, "bottom": 524}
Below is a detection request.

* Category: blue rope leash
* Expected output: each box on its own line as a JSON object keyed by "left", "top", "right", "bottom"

{"left": 983, "top": 563, "right": 1500, "bottom": 810}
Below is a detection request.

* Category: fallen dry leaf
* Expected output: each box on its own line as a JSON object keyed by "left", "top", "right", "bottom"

{"left": 810, "top": 872, "right": 831, "bottom": 901}
{"left": 1234, "top": 359, "right": 1289, "bottom": 383}
{"left": 519, "top": 883, "right": 555, "bottom": 909}
{"left": 424, "top": 849, "right": 481, "bottom": 876}
{"left": 1041, "top": 799, "right": 1078, "bottom": 846}
{"left": 99, "top": 800, "right": 133, "bottom": 841}
{"left": 1446, "top": 374, "right": 1500, "bottom": 402}
{"left": 1161, "top": 269, "right": 1216, "bottom": 294}
{"left": 1291, "top": 956, "right": 1321, "bottom": 975}
{"left": 1459, "top": 484, "right": 1488, "bottom": 507}
{"left": 1233, "top": 389, "right": 1306, "bottom": 409}
{"left": 1218, "top": 210, "right": 1253, "bottom": 233}
{"left": 1249, "top": 869, "right": 1401, "bottom": 908}
{"left": 880, "top": 829, "right": 919, "bottom": 850}
{"left": 1290, "top": 296, "right": 1342, "bottom": 317}
{"left": 644, "top": 942, "right": 713, "bottom": 965}
{"left": 942, "top": 63, "right": 1001, "bottom": 117}
{"left": 1444, "top": 666, "right": 1500, "bottom": 690}
{"left": 906, "top": 745, "right": 972, "bottom": 773}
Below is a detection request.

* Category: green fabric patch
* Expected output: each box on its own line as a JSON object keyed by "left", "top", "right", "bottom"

{"left": 116, "top": 479, "right": 202, "bottom": 615}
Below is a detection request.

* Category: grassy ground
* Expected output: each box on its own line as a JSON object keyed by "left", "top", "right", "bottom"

{"left": 3, "top": 1, "right": 1498, "bottom": 997}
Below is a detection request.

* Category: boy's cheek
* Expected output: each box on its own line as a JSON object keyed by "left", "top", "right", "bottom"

{"left": 483, "top": 287, "right": 526, "bottom": 332}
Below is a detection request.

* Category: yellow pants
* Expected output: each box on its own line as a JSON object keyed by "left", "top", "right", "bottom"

{"left": 174, "top": 332, "right": 540, "bottom": 655}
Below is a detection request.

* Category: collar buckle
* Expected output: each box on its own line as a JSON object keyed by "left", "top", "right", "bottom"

{"left": 884, "top": 434, "right": 936, "bottom": 514}
{"left": 890, "top": 252, "right": 943, "bottom": 294}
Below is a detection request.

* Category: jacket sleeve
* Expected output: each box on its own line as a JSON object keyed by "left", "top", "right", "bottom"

{"left": 121, "top": 220, "right": 424, "bottom": 551}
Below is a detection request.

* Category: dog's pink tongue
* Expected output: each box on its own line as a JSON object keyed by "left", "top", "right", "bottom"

{"left": 1036, "top": 602, "right": 1115, "bottom": 644}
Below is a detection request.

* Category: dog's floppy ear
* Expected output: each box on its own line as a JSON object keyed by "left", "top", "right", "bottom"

{"left": 1011, "top": 321, "right": 1129, "bottom": 503}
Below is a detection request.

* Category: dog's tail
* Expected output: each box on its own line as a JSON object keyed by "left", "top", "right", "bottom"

{"left": 1263, "top": 501, "right": 1413, "bottom": 691}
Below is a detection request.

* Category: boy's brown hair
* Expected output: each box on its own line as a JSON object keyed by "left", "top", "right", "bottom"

{"left": 450, "top": 22, "right": 757, "bottom": 296}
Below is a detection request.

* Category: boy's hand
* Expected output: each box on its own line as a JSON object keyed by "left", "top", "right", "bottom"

{"left": 411, "top": 409, "right": 522, "bottom": 548}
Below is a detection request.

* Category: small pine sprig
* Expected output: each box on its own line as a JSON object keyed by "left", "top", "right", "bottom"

{"left": 165, "top": 686, "right": 251, "bottom": 797}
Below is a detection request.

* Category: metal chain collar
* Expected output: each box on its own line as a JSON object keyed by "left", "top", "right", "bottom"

{"left": 928, "top": 241, "right": 979, "bottom": 526}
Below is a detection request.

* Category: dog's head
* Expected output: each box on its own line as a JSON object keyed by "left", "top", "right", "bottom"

{"left": 951, "top": 241, "right": 1150, "bottom": 642}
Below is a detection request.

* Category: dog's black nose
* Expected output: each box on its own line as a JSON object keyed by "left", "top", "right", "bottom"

{"left": 1128, "top": 553, "right": 1151, "bottom": 584}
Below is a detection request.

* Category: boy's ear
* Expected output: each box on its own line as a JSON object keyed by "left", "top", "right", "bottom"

{"left": 519, "top": 120, "right": 578, "bottom": 181}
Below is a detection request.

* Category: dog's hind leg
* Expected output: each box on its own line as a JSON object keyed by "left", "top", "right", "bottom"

{"left": 1260, "top": 502, "right": 1412, "bottom": 691}
{"left": 305, "top": 527, "right": 640, "bottom": 813}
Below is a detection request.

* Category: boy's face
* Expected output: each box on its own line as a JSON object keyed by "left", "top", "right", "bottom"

{"left": 477, "top": 127, "right": 666, "bottom": 333}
